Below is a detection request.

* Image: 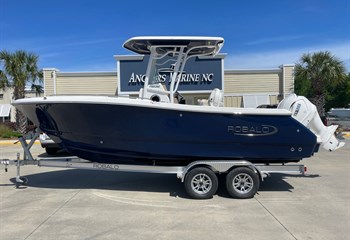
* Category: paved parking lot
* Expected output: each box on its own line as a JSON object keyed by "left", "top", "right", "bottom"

{"left": 1, "top": 139, "right": 349, "bottom": 240}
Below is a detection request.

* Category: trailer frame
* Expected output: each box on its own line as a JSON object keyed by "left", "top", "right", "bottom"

{"left": 1, "top": 134, "right": 306, "bottom": 199}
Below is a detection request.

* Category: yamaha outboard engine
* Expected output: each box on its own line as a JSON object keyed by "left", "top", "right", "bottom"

{"left": 278, "top": 94, "right": 345, "bottom": 151}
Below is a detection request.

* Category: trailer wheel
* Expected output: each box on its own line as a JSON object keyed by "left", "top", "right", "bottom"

{"left": 226, "top": 167, "right": 259, "bottom": 199}
{"left": 15, "top": 177, "right": 28, "bottom": 188}
{"left": 184, "top": 167, "right": 218, "bottom": 199}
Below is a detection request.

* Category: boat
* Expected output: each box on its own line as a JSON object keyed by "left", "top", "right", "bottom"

{"left": 12, "top": 36, "right": 345, "bottom": 165}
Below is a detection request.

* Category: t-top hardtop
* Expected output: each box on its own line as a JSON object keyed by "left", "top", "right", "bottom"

{"left": 123, "top": 36, "right": 224, "bottom": 56}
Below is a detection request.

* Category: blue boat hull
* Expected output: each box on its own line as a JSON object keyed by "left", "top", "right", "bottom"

{"left": 19, "top": 102, "right": 318, "bottom": 164}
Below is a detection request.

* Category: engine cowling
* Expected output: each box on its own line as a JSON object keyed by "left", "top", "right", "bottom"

{"left": 278, "top": 94, "right": 345, "bottom": 151}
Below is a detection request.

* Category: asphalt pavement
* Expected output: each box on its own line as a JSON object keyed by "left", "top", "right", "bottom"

{"left": 0, "top": 139, "right": 349, "bottom": 240}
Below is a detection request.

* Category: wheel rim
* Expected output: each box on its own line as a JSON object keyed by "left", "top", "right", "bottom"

{"left": 191, "top": 173, "right": 213, "bottom": 195}
{"left": 232, "top": 173, "right": 253, "bottom": 194}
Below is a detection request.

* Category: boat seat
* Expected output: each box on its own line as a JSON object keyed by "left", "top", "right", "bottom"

{"left": 197, "top": 99, "right": 209, "bottom": 106}
{"left": 208, "top": 88, "right": 224, "bottom": 107}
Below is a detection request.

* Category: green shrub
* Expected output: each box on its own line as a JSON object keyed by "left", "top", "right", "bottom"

{"left": 0, "top": 124, "right": 22, "bottom": 138}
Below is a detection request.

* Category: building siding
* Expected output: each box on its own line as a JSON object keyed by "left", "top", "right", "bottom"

{"left": 223, "top": 69, "right": 284, "bottom": 107}
{"left": 224, "top": 71, "right": 282, "bottom": 94}
{"left": 0, "top": 88, "right": 13, "bottom": 105}
{"left": 283, "top": 65, "right": 295, "bottom": 96}
{"left": 269, "top": 95, "right": 280, "bottom": 105}
{"left": 224, "top": 96, "right": 243, "bottom": 107}
{"left": 43, "top": 70, "right": 118, "bottom": 96}
{"left": 43, "top": 69, "right": 55, "bottom": 96}
{"left": 56, "top": 74, "right": 118, "bottom": 95}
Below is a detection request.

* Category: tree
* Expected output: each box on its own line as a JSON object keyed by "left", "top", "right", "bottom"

{"left": 294, "top": 51, "right": 346, "bottom": 116}
{"left": 325, "top": 73, "right": 350, "bottom": 111}
{"left": 0, "top": 50, "right": 42, "bottom": 133}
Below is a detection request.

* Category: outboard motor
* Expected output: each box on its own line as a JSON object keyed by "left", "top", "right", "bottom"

{"left": 278, "top": 94, "right": 345, "bottom": 151}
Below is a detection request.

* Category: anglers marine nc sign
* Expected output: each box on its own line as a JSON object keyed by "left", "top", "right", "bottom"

{"left": 116, "top": 54, "right": 225, "bottom": 94}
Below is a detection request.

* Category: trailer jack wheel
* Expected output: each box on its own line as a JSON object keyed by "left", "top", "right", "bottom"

{"left": 184, "top": 167, "right": 218, "bottom": 199}
{"left": 15, "top": 176, "right": 28, "bottom": 188}
{"left": 226, "top": 167, "right": 259, "bottom": 199}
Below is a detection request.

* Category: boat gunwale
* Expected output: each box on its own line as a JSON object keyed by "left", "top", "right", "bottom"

{"left": 13, "top": 95, "right": 292, "bottom": 116}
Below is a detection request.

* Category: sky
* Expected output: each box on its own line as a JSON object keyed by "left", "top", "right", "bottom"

{"left": 0, "top": 0, "right": 349, "bottom": 72}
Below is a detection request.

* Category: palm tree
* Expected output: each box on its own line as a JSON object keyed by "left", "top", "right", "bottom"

{"left": 0, "top": 50, "right": 42, "bottom": 133}
{"left": 294, "top": 51, "right": 346, "bottom": 116}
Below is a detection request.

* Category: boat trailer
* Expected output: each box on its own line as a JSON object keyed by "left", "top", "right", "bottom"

{"left": 1, "top": 133, "right": 306, "bottom": 199}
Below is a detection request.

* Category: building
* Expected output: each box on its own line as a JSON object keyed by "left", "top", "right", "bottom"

{"left": 0, "top": 88, "right": 12, "bottom": 122}
{"left": 2, "top": 54, "right": 295, "bottom": 123}
{"left": 43, "top": 54, "right": 294, "bottom": 107}
{"left": 0, "top": 88, "right": 40, "bottom": 122}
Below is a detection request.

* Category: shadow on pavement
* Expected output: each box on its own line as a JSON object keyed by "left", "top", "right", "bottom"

{"left": 258, "top": 173, "right": 319, "bottom": 191}
{"left": 9, "top": 169, "right": 189, "bottom": 198}
{"left": 5, "top": 168, "right": 320, "bottom": 199}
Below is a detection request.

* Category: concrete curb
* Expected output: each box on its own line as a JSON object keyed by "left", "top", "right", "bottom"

{"left": 342, "top": 131, "right": 350, "bottom": 138}
{"left": 0, "top": 140, "right": 40, "bottom": 145}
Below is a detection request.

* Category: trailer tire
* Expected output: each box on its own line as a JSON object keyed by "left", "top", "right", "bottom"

{"left": 184, "top": 167, "right": 218, "bottom": 199}
{"left": 226, "top": 167, "right": 259, "bottom": 199}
